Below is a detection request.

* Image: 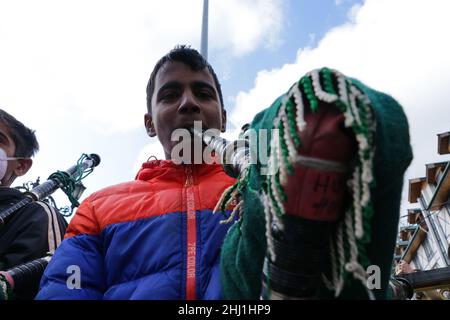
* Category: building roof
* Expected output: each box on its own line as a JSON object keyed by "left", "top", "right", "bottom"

{"left": 427, "top": 162, "right": 450, "bottom": 211}
{"left": 407, "top": 208, "right": 422, "bottom": 224}
{"left": 402, "top": 226, "right": 427, "bottom": 263}
{"left": 438, "top": 132, "right": 450, "bottom": 155}
{"left": 426, "top": 162, "right": 448, "bottom": 184}
{"left": 409, "top": 177, "right": 426, "bottom": 203}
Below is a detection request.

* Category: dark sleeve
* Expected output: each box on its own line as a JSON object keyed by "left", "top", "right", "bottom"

{"left": 0, "top": 203, "right": 55, "bottom": 299}
{"left": 1, "top": 203, "right": 51, "bottom": 269}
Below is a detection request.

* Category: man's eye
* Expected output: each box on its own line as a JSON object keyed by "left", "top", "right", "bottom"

{"left": 162, "top": 92, "right": 178, "bottom": 101}
{"left": 197, "top": 91, "right": 214, "bottom": 99}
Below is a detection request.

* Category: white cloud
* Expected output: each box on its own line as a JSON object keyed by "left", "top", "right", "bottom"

{"left": 229, "top": 0, "right": 450, "bottom": 217}
{"left": 0, "top": 0, "right": 284, "bottom": 133}
{"left": 211, "top": 0, "right": 284, "bottom": 56}
{"left": 0, "top": 0, "right": 284, "bottom": 206}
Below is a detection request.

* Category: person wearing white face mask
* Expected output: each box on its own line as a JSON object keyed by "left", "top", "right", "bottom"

{"left": 0, "top": 109, "right": 67, "bottom": 300}
{"left": 0, "top": 148, "right": 30, "bottom": 185}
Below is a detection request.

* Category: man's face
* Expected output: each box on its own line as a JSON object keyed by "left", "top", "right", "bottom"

{"left": 0, "top": 121, "right": 32, "bottom": 187}
{"left": 0, "top": 121, "right": 17, "bottom": 186}
{"left": 145, "top": 61, "right": 226, "bottom": 159}
{"left": 0, "top": 121, "right": 16, "bottom": 160}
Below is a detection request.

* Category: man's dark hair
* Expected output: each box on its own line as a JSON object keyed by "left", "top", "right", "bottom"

{"left": 0, "top": 109, "right": 39, "bottom": 157}
{"left": 146, "top": 45, "right": 224, "bottom": 113}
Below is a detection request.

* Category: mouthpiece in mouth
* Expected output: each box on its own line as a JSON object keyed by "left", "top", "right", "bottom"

{"left": 188, "top": 127, "right": 212, "bottom": 146}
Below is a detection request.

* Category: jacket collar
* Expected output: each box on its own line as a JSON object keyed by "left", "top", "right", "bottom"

{"left": 135, "top": 160, "right": 225, "bottom": 183}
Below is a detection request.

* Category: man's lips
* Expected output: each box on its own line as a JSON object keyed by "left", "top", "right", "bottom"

{"left": 175, "top": 121, "right": 208, "bottom": 130}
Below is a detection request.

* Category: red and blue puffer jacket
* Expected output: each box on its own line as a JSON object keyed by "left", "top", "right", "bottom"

{"left": 36, "top": 160, "right": 236, "bottom": 300}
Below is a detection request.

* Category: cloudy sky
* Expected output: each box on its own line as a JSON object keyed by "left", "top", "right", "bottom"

{"left": 1, "top": 0, "right": 449, "bottom": 222}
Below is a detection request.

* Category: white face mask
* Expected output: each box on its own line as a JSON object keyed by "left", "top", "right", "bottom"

{"left": 0, "top": 147, "right": 27, "bottom": 182}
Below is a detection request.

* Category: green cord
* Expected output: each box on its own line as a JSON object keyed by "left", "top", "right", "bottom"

{"left": 274, "top": 172, "right": 287, "bottom": 202}
{"left": 266, "top": 178, "right": 284, "bottom": 218}
{"left": 48, "top": 171, "right": 80, "bottom": 207}
{"left": 321, "top": 68, "right": 336, "bottom": 94}
{"left": 301, "top": 76, "right": 319, "bottom": 112}
{"left": 47, "top": 153, "right": 95, "bottom": 208}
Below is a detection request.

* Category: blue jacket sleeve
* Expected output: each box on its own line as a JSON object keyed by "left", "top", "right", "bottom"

{"left": 36, "top": 198, "right": 105, "bottom": 300}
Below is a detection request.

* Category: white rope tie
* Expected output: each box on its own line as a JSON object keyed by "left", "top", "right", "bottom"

{"left": 263, "top": 194, "right": 276, "bottom": 260}
{"left": 352, "top": 167, "right": 364, "bottom": 239}
{"left": 212, "top": 184, "right": 235, "bottom": 214}
{"left": 290, "top": 84, "right": 307, "bottom": 132}
{"left": 220, "top": 200, "right": 242, "bottom": 224}
{"left": 344, "top": 209, "right": 359, "bottom": 263}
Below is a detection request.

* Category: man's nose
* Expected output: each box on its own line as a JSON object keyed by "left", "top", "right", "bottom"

{"left": 178, "top": 91, "right": 200, "bottom": 114}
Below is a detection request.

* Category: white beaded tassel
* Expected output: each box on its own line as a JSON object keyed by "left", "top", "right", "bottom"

{"left": 334, "top": 222, "right": 346, "bottom": 296}
{"left": 270, "top": 154, "right": 286, "bottom": 217}
{"left": 352, "top": 166, "right": 364, "bottom": 240}
{"left": 263, "top": 193, "right": 276, "bottom": 260}
{"left": 344, "top": 204, "right": 370, "bottom": 296}
{"left": 334, "top": 70, "right": 349, "bottom": 106}
{"left": 281, "top": 114, "right": 297, "bottom": 165}
{"left": 310, "top": 70, "right": 339, "bottom": 103}
{"left": 266, "top": 132, "right": 285, "bottom": 217}
{"left": 276, "top": 125, "right": 288, "bottom": 190}
{"left": 289, "top": 84, "right": 307, "bottom": 132}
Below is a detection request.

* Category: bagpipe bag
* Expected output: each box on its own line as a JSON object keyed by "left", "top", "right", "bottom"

{"left": 219, "top": 68, "right": 413, "bottom": 299}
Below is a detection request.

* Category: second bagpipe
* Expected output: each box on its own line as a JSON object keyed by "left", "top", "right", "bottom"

{"left": 0, "top": 153, "right": 100, "bottom": 227}
{"left": 0, "top": 153, "right": 101, "bottom": 300}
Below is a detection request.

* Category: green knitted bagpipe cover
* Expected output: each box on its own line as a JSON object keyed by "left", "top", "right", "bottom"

{"left": 219, "top": 68, "right": 413, "bottom": 300}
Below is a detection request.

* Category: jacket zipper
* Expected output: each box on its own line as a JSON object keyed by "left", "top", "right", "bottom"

{"left": 184, "top": 165, "right": 197, "bottom": 300}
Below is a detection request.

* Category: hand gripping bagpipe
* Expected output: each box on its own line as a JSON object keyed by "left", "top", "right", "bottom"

{"left": 389, "top": 267, "right": 450, "bottom": 300}
{"left": 0, "top": 153, "right": 101, "bottom": 300}
{"left": 193, "top": 67, "right": 413, "bottom": 300}
{"left": 0, "top": 256, "right": 51, "bottom": 300}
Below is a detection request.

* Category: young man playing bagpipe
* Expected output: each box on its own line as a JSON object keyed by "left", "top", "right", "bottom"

{"left": 0, "top": 109, "right": 68, "bottom": 300}
{"left": 37, "top": 45, "right": 235, "bottom": 300}
{"left": 37, "top": 46, "right": 412, "bottom": 300}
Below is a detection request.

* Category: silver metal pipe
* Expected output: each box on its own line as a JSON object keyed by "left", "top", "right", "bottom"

{"left": 190, "top": 127, "right": 249, "bottom": 178}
